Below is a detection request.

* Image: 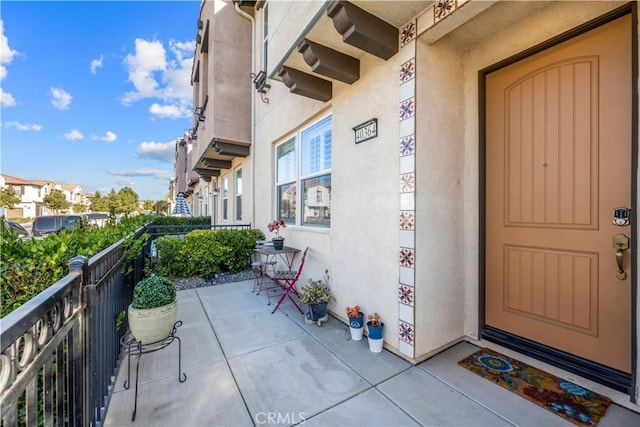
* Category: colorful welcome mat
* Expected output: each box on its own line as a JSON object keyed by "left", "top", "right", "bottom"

{"left": 458, "top": 348, "right": 612, "bottom": 426}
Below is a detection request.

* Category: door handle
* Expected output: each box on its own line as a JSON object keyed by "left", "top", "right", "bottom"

{"left": 612, "top": 234, "right": 629, "bottom": 280}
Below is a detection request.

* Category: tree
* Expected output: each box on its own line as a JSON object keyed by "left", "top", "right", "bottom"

{"left": 106, "top": 189, "right": 121, "bottom": 215}
{"left": 0, "top": 187, "right": 21, "bottom": 209}
{"left": 90, "top": 191, "right": 109, "bottom": 212}
{"left": 118, "top": 187, "right": 139, "bottom": 215}
{"left": 155, "top": 200, "right": 169, "bottom": 214}
{"left": 143, "top": 200, "right": 155, "bottom": 212}
{"left": 73, "top": 203, "right": 87, "bottom": 213}
{"left": 43, "top": 190, "right": 70, "bottom": 214}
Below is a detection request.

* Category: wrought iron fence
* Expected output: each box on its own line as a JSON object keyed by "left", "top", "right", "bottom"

{"left": 0, "top": 223, "right": 251, "bottom": 426}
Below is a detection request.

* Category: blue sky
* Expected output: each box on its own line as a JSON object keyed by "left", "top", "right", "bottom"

{"left": 1, "top": 0, "right": 202, "bottom": 201}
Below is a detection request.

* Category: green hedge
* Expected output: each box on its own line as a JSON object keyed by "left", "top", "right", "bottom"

{"left": 153, "top": 228, "right": 264, "bottom": 278}
{"left": 0, "top": 215, "right": 152, "bottom": 317}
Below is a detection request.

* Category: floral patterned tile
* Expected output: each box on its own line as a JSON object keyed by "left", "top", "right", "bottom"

{"left": 434, "top": 0, "right": 456, "bottom": 22}
{"left": 399, "top": 248, "right": 415, "bottom": 268}
{"left": 400, "top": 58, "right": 415, "bottom": 83}
{"left": 399, "top": 97, "right": 415, "bottom": 120}
{"left": 399, "top": 135, "right": 415, "bottom": 156}
{"left": 399, "top": 210, "right": 415, "bottom": 230}
{"left": 400, "top": 21, "right": 416, "bottom": 47}
{"left": 399, "top": 172, "right": 415, "bottom": 193}
{"left": 398, "top": 284, "right": 414, "bottom": 305}
{"left": 399, "top": 320, "right": 415, "bottom": 344}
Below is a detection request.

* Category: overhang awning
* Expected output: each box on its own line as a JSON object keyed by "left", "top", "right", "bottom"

{"left": 193, "top": 138, "right": 251, "bottom": 179}
{"left": 268, "top": 1, "right": 431, "bottom": 101}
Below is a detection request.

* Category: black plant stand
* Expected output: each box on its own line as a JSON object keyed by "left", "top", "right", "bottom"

{"left": 120, "top": 321, "right": 187, "bottom": 422}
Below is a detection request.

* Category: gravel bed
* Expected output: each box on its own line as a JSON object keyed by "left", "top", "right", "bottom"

{"left": 174, "top": 269, "right": 255, "bottom": 291}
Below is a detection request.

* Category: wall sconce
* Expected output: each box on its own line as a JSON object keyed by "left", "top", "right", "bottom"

{"left": 251, "top": 71, "right": 270, "bottom": 104}
{"left": 194, "top": 107, "right": 206, "bottom": 122}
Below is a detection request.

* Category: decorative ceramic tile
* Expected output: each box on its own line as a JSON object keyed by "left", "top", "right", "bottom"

{"left": 400, "top": 21, "right": 416, "bottom": 47}
{"left": 399, "top": 172, "right": 415, "bottom": 193}
{"left": 400, "top": 58, "right": 415, "bottom": 83}
{"left": 399, "top": 97, "right": 415, "bottom": 120}
{"left": 400, "top": 154, "right": 414, "bottom": 174}
{"left": 399, "top": 248, "right": 414, "bottom": 268}
{"left": 434, "top": 0, "right": 456, "bottom": 22}
{"left": 399, "top": 210, "right": 415, "bottom": 230}
{"left": 399, "top": 321, "right": 415, "bottom": 344}
{"left": 399, "top": 79, "right": 415, "bottom": 103}
{"left": 399, "top": 116, "right": 415, "bottom": 138}
{"left": 399, "top": 135, "right": 415, "bottom": 156}
{"left": 399, "top": 340, "right": 414, "bottom": 358}
{"left": 398, "top": 285, "right": 414, "bottom": 305}
{"left": 400, "top": 193, "right": 414, "bottom": 210}
{"left": 399, "top": 301, "right": 414, "bottom": 321}
{"left": 399, "top": 266, "right": 414, "bottom": 286}
{"left": 399, "top": 229, "right": 414, "bottom": 248}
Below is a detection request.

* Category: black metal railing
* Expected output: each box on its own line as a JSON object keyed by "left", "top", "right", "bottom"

{"left": 0, "top": 223, "right": 251, "bottom": 426}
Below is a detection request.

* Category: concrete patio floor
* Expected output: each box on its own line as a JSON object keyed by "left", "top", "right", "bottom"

{"left": 104, "top": 280, "right": 640, "bottom": 426}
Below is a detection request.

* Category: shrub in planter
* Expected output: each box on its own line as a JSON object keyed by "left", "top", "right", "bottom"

{"left": 128, "top": 276, "right": 178, "bottom": 344}
{"left": 300, "top": 270, "right": 334, "bottom": 323}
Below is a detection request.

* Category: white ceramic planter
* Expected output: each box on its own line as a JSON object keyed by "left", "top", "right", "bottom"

{"left": 349, "top": 326, "right": 364, "bottom": 341}
{"left": 128, "top": 300, "right": 177, "bottom": 344}
{"left": 368, "top": 337, "right": 384, "bottom": 353}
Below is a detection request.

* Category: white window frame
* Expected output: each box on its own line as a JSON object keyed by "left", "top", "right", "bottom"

{"left": 275, "top": 114, "right": 332, "bottom": 228}
{"left": 235, "top": 167, "right": 243, "bottom": 222}
{"left": 222, "top": 175, "right": 229, "bottom": 221}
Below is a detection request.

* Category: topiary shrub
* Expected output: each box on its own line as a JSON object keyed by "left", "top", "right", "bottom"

{"left": 131, "top": 276, "right": 176, "bottom": 309}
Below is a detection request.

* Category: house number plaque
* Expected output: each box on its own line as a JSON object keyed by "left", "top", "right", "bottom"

{"left": 353, "top": 118, "right": 378, "bottom": 144}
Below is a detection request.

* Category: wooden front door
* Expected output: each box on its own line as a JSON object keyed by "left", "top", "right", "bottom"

{"left": 485, "top": 14, "right": 632, "bottom": 373}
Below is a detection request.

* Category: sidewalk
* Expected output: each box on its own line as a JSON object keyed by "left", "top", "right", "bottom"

{"left": 104, "top": 280, "right": 640, "bottom": 426}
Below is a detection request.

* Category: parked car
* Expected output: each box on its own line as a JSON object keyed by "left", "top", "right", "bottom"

{"left": 86, "top": 212, "right": 110, "bottom": 227}
{"left": 3, "top": 219, "right": 30, "bottom": 241}
{"left": 32, "top": 215, "right": 86, "bottom": 238}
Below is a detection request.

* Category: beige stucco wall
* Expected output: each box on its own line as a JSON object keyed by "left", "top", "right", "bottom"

{"left": 207, "top": 0, "right": 252, "bottom": 144}
{"left": 252, "top": 1, "right": 404, "bottom": 348}
{"left": 414, "top": 0, "right": 634, "bottom": 362}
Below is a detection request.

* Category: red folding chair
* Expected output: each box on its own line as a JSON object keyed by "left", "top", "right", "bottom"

{"left": 251, "top": 242, "right": 278, "bottom": 303}
{"left": 271, "top": 247, "right": 308, "bottom": 314}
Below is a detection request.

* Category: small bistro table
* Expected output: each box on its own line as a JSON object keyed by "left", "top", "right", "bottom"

{"left": 253, "top": 245, "right": 303, "bottom": 313}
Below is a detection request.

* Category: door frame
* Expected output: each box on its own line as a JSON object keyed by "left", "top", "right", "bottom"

{"left": 478, "top": 3, "right": 638, "bottom": 397}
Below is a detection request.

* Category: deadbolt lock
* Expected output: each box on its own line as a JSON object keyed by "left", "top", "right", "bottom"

{"left": 612, "top": 234, "right": 630, "bottom": 280}
{"left": 612, "top": 234, "right": 629, "bottom": 250}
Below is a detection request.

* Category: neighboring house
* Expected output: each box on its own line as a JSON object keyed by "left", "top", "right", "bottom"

{"left": 180, "top": 0, "right": 639, "bottom": 408}
{"left": 59, "top": 183, "right": 87, "bottom": 209}
{"left": 1, "top": 175, "right": 90, "bottom": 217}
{"left": 1, "top": 174, "right": 49, "bottom": 218}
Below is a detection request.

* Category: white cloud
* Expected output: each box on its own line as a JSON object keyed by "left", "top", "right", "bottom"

{"left": 90, "top": 55, "right": 103, "bottom": 74}
{"left": 51, "top": 87, "right": 72, "bottom": 110}
{"left": 121, "top": 37, "right": 194, "bottom": 119}
{"left": 64, "top": 129, "right": 83, "bottom": 140}
{"left": 122, "top": 39, "right": 166, "bottom": 104}
{"left": 1, "top": 20, "right": 19, "bottom": 106}
{"left": 0, "top": 88, "right": 16, "bottom": 107}
{"left": 149, "top": 103, "right": 188, "bottom": 119}
{"left": 4, "top": 121, "right": 42, "bottom": 131}
{"left": 99, "top": 131, "right": 117, "bottom": 142}
{"left": 114, "top": 179, "right": 135, "bottom": 187}
{"left": 108, "top": 168, "right": 171, "bottom": 180}
{"left": 137, "top": 140, "right": 175, "bottom": 163}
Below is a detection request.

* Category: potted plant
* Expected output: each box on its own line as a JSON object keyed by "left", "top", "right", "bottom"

{"left": 299, "top": 269, "right": 334, "bottom": 326}
{"left": 345, "top": 305, "right": 364, "bottom": 341}
{"left": 267, "top": 219, "right": 286, "bottom": 250}
{"left": 128, "top": 275, "right": 177, "bottom": 344}
{"left": 366, "top": 312, "right": 384, "bottom": 353}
